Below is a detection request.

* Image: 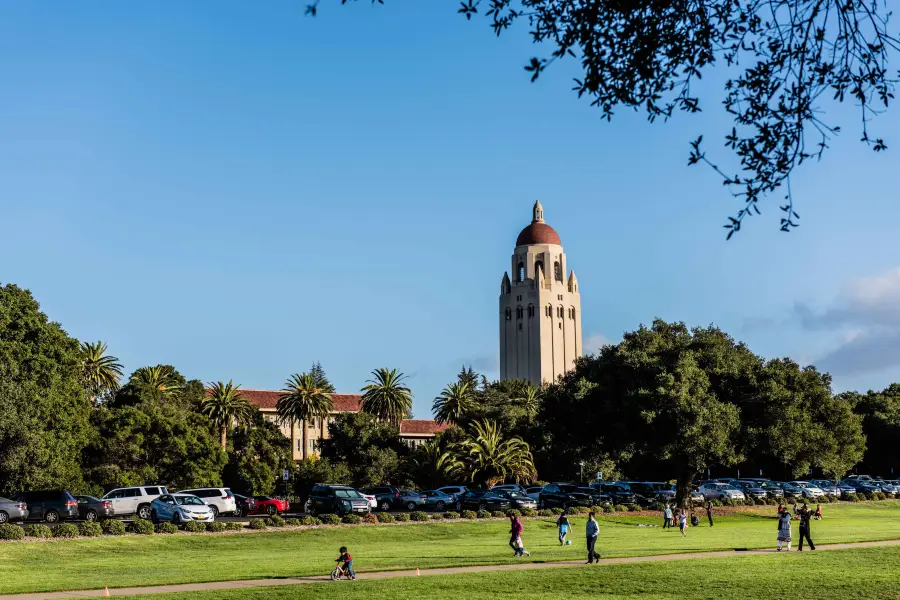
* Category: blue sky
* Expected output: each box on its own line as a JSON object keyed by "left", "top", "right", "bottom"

{"left": 2, "top": 1, "right": 899, "bottom": 417}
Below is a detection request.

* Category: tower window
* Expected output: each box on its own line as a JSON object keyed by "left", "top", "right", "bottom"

{"left": 527, "top": 305, "right": 534, "bottom": 318}
{"left": 517, "top": 262, "right": 525, "bottom": 282}
{"left": 516, "top": 306, "right": 524, "bottom": 319}
{"left": 518, "top": 323, "right": 523, "bottom": 330}
{"left": 535, "top": 260, "right": 544, "bottom": 278}
{"left": 554, "top": 261, "right": 562, "bottom": 281}
{"left": 505, "top": 308, "right": 511, "bottom": 321}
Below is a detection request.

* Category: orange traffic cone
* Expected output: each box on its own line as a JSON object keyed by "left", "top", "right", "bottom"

{"left": 104, "top": 587, "right": 110, "bottom": 597}
{"left": 416, "top": 568, "right": 420, "bottom": 576}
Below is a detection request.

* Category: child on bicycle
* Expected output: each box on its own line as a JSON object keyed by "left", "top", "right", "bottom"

{"left": 336, "top": 546, "right": 355, "bottom": 580}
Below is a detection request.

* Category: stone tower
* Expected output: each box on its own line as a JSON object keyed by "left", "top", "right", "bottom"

{"left": 499, "top": 201, "right": 582, "bottom": 386}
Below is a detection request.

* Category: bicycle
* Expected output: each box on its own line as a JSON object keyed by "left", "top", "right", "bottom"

{"left": 331, "top": 565, "right": 355, "bottom": 581}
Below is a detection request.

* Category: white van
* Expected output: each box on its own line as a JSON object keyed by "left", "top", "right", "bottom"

{"left": 101, "top": 486, "right": 169, "bottom": 520}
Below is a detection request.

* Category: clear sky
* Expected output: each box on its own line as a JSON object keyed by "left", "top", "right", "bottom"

{"left": 2, "top": 1, "right": 899, "bottom": 417}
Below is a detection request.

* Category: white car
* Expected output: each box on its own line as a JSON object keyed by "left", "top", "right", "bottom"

{"left": 101, "top": 485, "right": 169, "bottom": 520}
{"left": 698, "top": 483, "right": 746, "bottom": 501}
{"left": 362, "top": 493, "right": 377, "bottom": 509}
{"left": 150, "top": 494, "right": 215, "bottom": 525}
{"left": 790, "top": 481, "right": 826, "bottom": 499}
{"left": 176, "top": 488, "right": 237, "bottom": 518}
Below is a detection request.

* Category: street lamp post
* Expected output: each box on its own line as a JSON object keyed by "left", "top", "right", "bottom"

{"left": 579, "top": 461, "right": 584, "bottom": 482}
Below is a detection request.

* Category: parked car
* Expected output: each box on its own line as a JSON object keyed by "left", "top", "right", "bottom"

{"left": 575, "top": 487, "right": 613, "bottom": 506}
{"left": 457, "top": 490, "right": 511, "bottom": 512}
{"left": 834, "top": 481, "right": 858, "bottom": 497}
{"left": 690, "top": 489, "right": 705, "bottom": 503}
{"left": 785, "top": 481, "right": 826, "bottom": 499}
{"left": 251, "top": 496, "right": 289, "bottom": 516}
{"left": 233, "top": 494, "right": 258, "bottom": 517}
{"left": 539, "top": 483, "right": 594, "bottom": 509}
{"left": 15, "top": 490, "right": 79, "bottom": 523}
{"left": 840, "top": 478, "right": 882, "bottom": 495}
{"left": 398, "top": 490, "right": 427, "bottom": 511}
{"left": 361, "top": 486, "right": 403, "bottom": 512}
{"left": 807, "top": 480, "right": 842, "bottom": 497}
{"left": 150, "top": 494, "right": 214, "bottom": 525}
{"left": 491, "top": 484, "right": 529, "bottom": 495}
{"left": 871, "top": 479, "right": 899, "bottom": 497}
{"left": 74, "top": 495, "right": 114, "bottom": 521}
{"left": 594, "top": 482, "right": 637, "bottom": 505}
{"left": 698, "top": 483, "right": 746, "bottom": 501}
{"left": 307, "top": 485, "right": 371, "bottom": 516}
{"left": 731, "top": 480, "right": 768, "bottom": 499}
{"left": 421, "top": 490, "right": 455, "bottom": 511}
{"left": 627, "top": 482, "right": 675, "bottom": 505}
{"left": 496, "top": 490, "right": 537, "bottom": 510}
{"left": 773, "top": 481, "right": 807, "bottom": 498}
{"left": 525, "top": 487, "right": 543, "bottom": 502}
{"left": 362, "top": 493, "right": 378, "bottom": 509}
{"left": 844, "top": 474, "right": 874, "bottom": 482}
{"left": 101, "top": 486, "right": 169, "bottom": 520}
{"left": 176, "top": 488, "right": 237, "bottom": 518}
{"left": 435, "top": 486, "right": 470, "bottom": 502}
{"left": 0, "top": 497, "right": 29, "bottom": 523}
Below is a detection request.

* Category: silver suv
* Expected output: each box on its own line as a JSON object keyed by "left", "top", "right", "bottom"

{"left": 101, "top": 486, "right": 169, "bottom": 520}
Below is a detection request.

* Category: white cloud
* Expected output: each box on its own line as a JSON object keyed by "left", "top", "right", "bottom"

{"left": 584, "top": 333, "right": 613, "bottom": 355}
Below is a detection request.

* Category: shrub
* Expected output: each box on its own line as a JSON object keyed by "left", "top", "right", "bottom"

{"left": 79, "top": 522, "right": 103, "bottom": 537}
{"left": 506, "top": 509, "right": 521, "bottom": 518}
{"left": 744, "top": 498, "right": 756, "bottom": 507}
{"left": 394, "top": 513, "right": 410, "bottom": 522}
{"left": 628, "top": 504, "right": 641, "bottom": 512}
{"left": 302, "top": 515, "right": 322, "bottom": 526}
{"left": 208, "top": 522, "right": 226, "bottom": 532}
{"left": 319, "top": 514, "right": 341, "bottom": 525}
{"left": 23, "top": 524, "right": 53, "bottom": 538}
{"left": 0, "top": 524, "right": 25, "bottom": 540}
{"left": 573, "top": 506, "right": 591, "bottom": 515}
{"left": 442, "top": 511, "right": 460, "bottom": 520}
{"left": 155, "top": 522, "right": 178, "bottom": 534}
{"left": 248, "top": 519, "right": 268, "bottom": 530}
{"left": 550, "top": 507, "right": 564, "bottom": 515}
{"left": 129, "top": 519, "right": 153, "bottom": 535}
{"left": 461, "top": 510, "right": 478, "bottom": 520}
{"left": 183, "top": 520, "right": 206, "bottom": 533}
{"left": 285, "top": 518, "right": 301, "bottom": 527}
{"left": 225, "top": 522, "right": 243, "bottom": 531}
{"left": 613, "top": 505, "right": 628, "bottom": 513}
{"left": 410, "top": 511, "right": 429, "bottom": 522}
{"left": 766, "top": 497, "right": 777, "bottom": 506}
{"left": 492, "top": 511, "right": 506, "bottom": 518}
{"left": 431, "top": 513, "right": 443, "bottom": 520}
{"left": 711, "top": 499, "right": 723, "bottom": 507}
{"left": 845, "top": 493, "right": 859, "bottom": 502}
{"left": 102, "top": 519, "right": 126, "bottom": 536}
{"left": 478, "top": 509, "right": 493, "bottom": 518}
{"left": 602, "top": 505, "right": 613, "bottom": 513}
{"left": 536, "top": 509, "right": 553, "bottom": 517}
{"left": 342, "top": 514, "right": 362, "bottom": 525}
{"left": 375, "top": 512, "right": 395, "bottom": 524}
{"left": 266, "top": 515, "right": 286, "bottom": 527}
{"left": 648, "top": 502, "right": 666, "bottom": 512}
{"left": 520, "top": 507, "right": 537, "bottom": 517}
{"left": 361, "top": 513, "right": 379, "bottom": 524}
{"left": 873, "top": 491, "right": 887, "bottom": 501}
{"left": 53, "top": 523, "right": 80, "bottom": 538}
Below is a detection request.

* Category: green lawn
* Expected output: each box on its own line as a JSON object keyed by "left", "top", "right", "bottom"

{"left": 113, "top": 545, "right": 900, "bottom": 600}
{"left": 1, "top": 502, "right": 899, "bottom": 594}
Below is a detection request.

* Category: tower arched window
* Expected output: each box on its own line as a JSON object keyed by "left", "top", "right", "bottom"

{"left": 534, "top": 260, "right": 544, "bottom": 278}
{"left": 554, "top": 261, "right": 562, "bottom": 281}
{"left": 505, "top": 308, "right": 511, "bottom": 321}
{"left": 528, "top": 305, "right": 534, "bottom": 318}
{"left": 516, "top": 306, "right": 524, "bottom": 319}
{"left": 517, "top": 262, "right": 525, "bottom": 282}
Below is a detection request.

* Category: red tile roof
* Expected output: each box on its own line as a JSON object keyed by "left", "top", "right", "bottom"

{"left": 399, "top": 420, "right": 451, "bottom": 435}
{"left": 516, "top": 222, "right": 561, "bottom": 246}
{"left": 238, "top": 389, "right": 362, "bottom": 412}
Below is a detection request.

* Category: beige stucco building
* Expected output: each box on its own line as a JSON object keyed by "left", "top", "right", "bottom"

{"left": 499, "top": 201, "right": 582, "bottom": 386}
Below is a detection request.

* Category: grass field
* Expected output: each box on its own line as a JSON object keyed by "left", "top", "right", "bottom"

{"left": 1, "top": 502, "right": 899, "bottom": 594}
{"left": 108, "top": 545, "right": 900, "bottom": 600}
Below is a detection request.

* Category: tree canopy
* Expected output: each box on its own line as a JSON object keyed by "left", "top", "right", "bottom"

{"left": 310, "top": 0, "right": 898, "bottom": 236}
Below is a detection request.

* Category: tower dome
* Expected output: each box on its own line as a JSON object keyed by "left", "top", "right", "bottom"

{"left": 516, "top": 200, "right": 562, "bottom": 246}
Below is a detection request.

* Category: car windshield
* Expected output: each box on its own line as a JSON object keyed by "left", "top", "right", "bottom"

{"left": 604, "top": 485, "right": 628, "bottom": 493}
{"left": 559, "top": 485, "right": 582, "bottom": 493}
{"left": 793, "top": 482, "right": 808, "bottom": 488}
{"left": 176, "top": 496, "right": 204, "bottom": 506}
{"left": 504, "top": 491, "right": 526, "bottom": 498}
{"left": 335, "top": 490, "right": 362, "bottom": 499}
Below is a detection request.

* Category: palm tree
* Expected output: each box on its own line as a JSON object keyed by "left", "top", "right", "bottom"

{"left": 516, "top": 385, "right": 541, "bottom": 419}
{"left": 409, "top": 441, "right": 462, "bottom": 490}
{"left": 361, "top": 368, "right": 413, "bottom": 427}
{"left": 130, "top": 365, "right": 182, "bottom": 402}
{"left": 201, "top": 380, "right": 254, "bottom": 450}
{"left": 79, "top": 341, "right": 123, "bottom": 406}
{"left": 453, "top": 420, "right": 536, "bottom": 487}
{"left": 277, "top": 373, "right": 334, "bottom": 460}
{"left": 432, "top": 382, "right": 475, "bottom": 425}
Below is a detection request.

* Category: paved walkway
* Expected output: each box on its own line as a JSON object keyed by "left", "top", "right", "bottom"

{"left": 4, "top": 539, "right": 900, "bottom": 600}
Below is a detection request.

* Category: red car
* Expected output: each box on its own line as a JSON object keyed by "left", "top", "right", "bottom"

{"left": 252, "top": 496, "right": 289, "bottom": 516}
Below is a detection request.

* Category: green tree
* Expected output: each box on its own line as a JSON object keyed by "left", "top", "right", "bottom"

{"left": 201, "top": 380, "right": 254, "bottom": 450}
{"left": 309, "top": 362, "right": 336, "bottom": 393}
{"left": 315, "top": 1, "right": 897, "bottom": 236}
{"left": 277, "top": 372, "right": 334, "bottom": 460}
{"left": 844, "top": 385, "right": 900, "bottom": 476}
{"left": 0, "top": 284, "right": 92, "bottom": 494}
{"left": 432, "top": 382, "right": 475, "bottom": 425}
{"left": 79, "top": 341, "right": 123, "bottom": 406}
{"left": 515, "top": 385, "right": 541, "bottom": 419}
{"left": 223, "top": 411, "right": 293, "bottom": 496}
{"left": 292, "top": 458, "right": 353, "bottom": 508}
{"left": 128, "top": 365, "right": 183, "bottom": 403}
{"left": 452, "top": 420, "right": 536, "bottom": 487}
{"left": 361, "top": 368, "right": 413, "bottom": 427}
{"left": 407, "top": 439, "right": 462, "bottom": 489}
{"left": 318, "top": 412, "right": 407, "bottom": 488}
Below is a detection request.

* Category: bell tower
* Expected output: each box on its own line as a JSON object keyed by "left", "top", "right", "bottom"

{"left": 499, "top": 201, "right": 582, "bottom": 386}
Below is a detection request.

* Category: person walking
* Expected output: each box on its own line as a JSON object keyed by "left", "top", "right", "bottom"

{"left": 678, "top": 509, "right": 688, "bottom": 537}
{"left": 797, "top": 504, "right": 816, "bottom": 551}
{"left": 508, "top": 514, "right": 529, "bottom": 557}
{"left": 557, "top": 511, "right": 572, "bottom": 545}
{"left": 663, "top": 504, "right": 673, "bottom": 529}
{"left": 814, "top": 503, "right": 823, "bottom": 520}
{"left": 585, "top": 512, "right": 601, "bottom": 563}
{"left": 706, "top": 501, "right": 714, "bottom": 527}
{"left": 776, "top": 511, "right": 793, "bottom": 551}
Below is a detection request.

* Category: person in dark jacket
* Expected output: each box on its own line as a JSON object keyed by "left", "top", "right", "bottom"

{"left": 585, "top": 512, "right": 601, "bottom": 563}
{"left": 556, "top": 511, "right": 572, "bottom": 545}
{"left": 706, "top": 501, "right": 714, "bottom": 527}
{"left": 797, "top": 504, "right": 816, "bottom": 551}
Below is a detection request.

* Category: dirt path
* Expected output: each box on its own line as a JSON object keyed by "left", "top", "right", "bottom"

{"left": 4, "top": 539, "right": 899, "bottom": 600}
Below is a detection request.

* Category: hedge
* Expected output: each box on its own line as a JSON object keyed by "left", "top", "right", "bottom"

{"left": 506, "top": 509, "right": 522, "bottom": 518}
{"left": 537, "top": 509, "right": 553, "bottom": 517}
{"left": 102, "top": 519, "right": 127, "bottom": 535}
{"left": 520, "top": 508, "right": 536, "bottom": 517}
{"left": 410, "top": 511, "right": 429, "bottom": 522}
{"left": 79, "top": 522, "right": 103, "bottom": 537}
{"left": 0, "top": 524, "right": 25, "bottom": 540}
{"left": 23, "top": 524, "right": 53, "bottom": 538}
{"left": 156, "top": 522, "right": 178, "bottom": 534}
{"left": 225, "top": 522, "right": 243, "bottom": 531}
{"left": 285, "top": 518, "right": 301, "bottom": 527}
{"left": 301, "top": 515, "right": 322, "bottom": 526}
{"left": 265, "top": 515, "right": 286, "bottom": 527}
{"left": 550, "top": 507, "right": 564, "bottom": 515}
{"left": 462, "top": 510, "right": 478, "bottom": 520}
{"left": 362, "top": 513, "right": 379, "bottom": 524}
{"left": 248, "top": 519, "right": 268, "bottom": 530}
{"left": 183, "top": 520, "right": 206, "bottom": 533}
{"left": 442, "top": 511, "right": 460, "bottom": 520}
{"left": 208, "top": 522, "right": 227, "bottom": 532}
{"left": 431, "top": 513, "right": 443, "bottom": 520}
{"left": 613, "top": 505, "right": 628, "bottom": 513}
{"left": 492, "top": 510, "right": 506, "bottom": 518}
{"left": 477, "top": 509, "right": 492, "bottom": 519}
{"left": 53, "top": 523, "right": 80, "bottom": 538}
{"left": 394, "top": 513, "right": 410, "bottom": 522}
{"left": 375, "top": 512, "right": 395, "bottom": 523}
{"left": 602, "top": 505, "right": 613, "bottom": 513}
{"left": 130, "top": 519, "right": 154, "bottom": 535}
{"left": 342, "top": 514, "right": 361, "bottom": 525}
{"left": 319, "top": 514, "right": 341, "bottom": 525}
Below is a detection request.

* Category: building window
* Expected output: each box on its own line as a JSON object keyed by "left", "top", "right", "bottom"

{"left": 308, "top": 418, "right": 317, "bottom": 429}
{"left": 545, "top": 306, "right": 551, "bottom": 317}
{"left": 296, "top": 439, "right": 302, "bottom": 451}
{"left": 518, "top": 323, "right": 522, "bottom": 330}
{"left": 535, "top": 260, "right": 544, "bottom": 277}
{"left": 505, "top": 308, "right": 511, "bottom": 321}
{"left": 516, "top": 306, "right": 523, "bottom": 319}
{"left": 554, "top": 261, "right": 562, "bottom": 281}
{"left": 308, "top": 440, "right": 315, "bottom": 452}
{"left": 517, "top": 262, "right": 525, "bottom": 282}
{"left": 527, "top": 305, "right": 534, "bottom": 318}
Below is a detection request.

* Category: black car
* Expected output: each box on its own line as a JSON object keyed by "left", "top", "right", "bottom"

{"left": 233, "top": 494, "right": 258, "bottom": 517}
{"left": 307, "top": 485, "right": 371, "bottom": 516}
{"left": 576, "top": 487, "right": 613, "bottom": 506}
{"left": 74, "top": 495, "right": 114, "bottom": 521}
{"left": 590, "top": 482, "right": 637, "bottom": 505}
{"left": 625, "top": 482, "right": 675, "bottom": 505}
{"left": 496, "top": 490, "right": 538, "bottom": 510}
{"left": 457, "top": 490, "right": 512, "bottom": 512}
{"left": 15, "top": 490, "right": 79, "bottom": 523}
{"left": 361, "top": 486, "right": 403, "bottom": 512}
{"left": 538, "top": 483, "right": 593, "bottom": 509}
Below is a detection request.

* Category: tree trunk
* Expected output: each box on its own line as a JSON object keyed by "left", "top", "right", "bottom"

{"left": 221, "top": 425, "right": 227, "bottom": 451}
{"left": 676, "top": 472, "right": 695, "bottom": 509}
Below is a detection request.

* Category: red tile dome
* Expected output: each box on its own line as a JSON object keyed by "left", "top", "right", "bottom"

{"left": 516, "top": 200, "right": 561, "bottom": 246}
